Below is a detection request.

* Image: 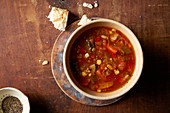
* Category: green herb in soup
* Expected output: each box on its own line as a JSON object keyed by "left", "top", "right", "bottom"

{"left": 69, "top": 27, "right": 136, "bottom": 93}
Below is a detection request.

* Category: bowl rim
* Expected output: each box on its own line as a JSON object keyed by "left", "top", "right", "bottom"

{"left": 0, "top": 87, "right": 30, "bottom": 113}
{"left": 63, "top": 18, "right": 143, "bottom": 100}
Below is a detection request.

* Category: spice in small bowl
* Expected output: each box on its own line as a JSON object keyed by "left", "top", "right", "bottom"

{"left": 2, "top": 96, "right": 23, "bottom": 113}
{"left": 0, "top": 87, "right": 30, "bottom": 113}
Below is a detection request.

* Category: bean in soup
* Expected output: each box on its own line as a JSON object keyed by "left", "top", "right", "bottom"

{"left": 69, "top": 27, "right": 136, "bottom": 93}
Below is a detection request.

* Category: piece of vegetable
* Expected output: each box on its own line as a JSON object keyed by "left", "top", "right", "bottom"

{"left": 98, "top": 81, "right": 114, "bottom": 90}
{"left": 118, "top": 62, "right": 126, "bottom": 70}
{"left": 88, "top": 82, "right": 97, "bottom": 90}
{"left": 97, "top": 89, "right": 101, "bottom": 93}
{"left": 109, "top": 31, "right": 113, "bottom": 34}
{"left": 84, "top": 53, "right": 89, "bottom": 58}
{"left": 105, "top": 52, "right": 110, "bottom": 64}
{"left": 102, "top": 39, "right": 107, "bottom": 46}
{"left": 107, "top": 45, "right": 118, "bottom": 54}
{"left": 92, "top": 48, "right": 95, "bottom": 52}
{"left": 100, "top": 64, "right": 105, "bottom": 70}
{"left": 82, "top": 72, "right": 87, "bottom": 77}
{"left": 96, "top": 69, "right": 106, "bottom": 80}
{"left": 122, "top": 74, "right": 130, "bottom": 81}
{"left": 101, "top": 35, "right": 108, "bottom": 39}
{"left": 105, "top": 70, "right": 112, "bottom": 76}
{"left": 114, "top": 69, "right": 120, "bottom": 75}
{"left": 86, "top": 68, "right": 90, "bottom": 73}
{"left": 128, "top": 44, "right": 132, "bottom": 48}
{"left": 107, "top": 64, "right": 113, "bottom": 70}
{"left": 90, "top": 77, "right": 95, "bottom": 84}
{"left": 122, "top": 46, "right": 131, "bottom": 54}
{"left": 84, "top": 41, "right": 91, "bottom": 53}
{"left": 110, "top": 33, "right": 118, "bottom": 42}
{"left": 112, "top": 28, "right": 116, "bottom": 32}
{"left": 89, "top": 64, "right": 96, "bottom": 84}
{"left": 89, "top": 64, "right": 96, "bottom": 76}
{"left": 96, "top": 60, "right": 102, "bottom": 65}
{"left": 119, "top": 49, "right": 124, "bottom": 55}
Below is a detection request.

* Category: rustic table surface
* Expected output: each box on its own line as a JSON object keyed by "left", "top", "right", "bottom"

{"left": 0, "top": 0, "right": 169, "bottom": 113}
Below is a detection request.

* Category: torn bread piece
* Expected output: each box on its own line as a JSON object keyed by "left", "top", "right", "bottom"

{"left": 42, "top": 60, "right": 49, "bottom": 66}
{"left": 94, "top": 1, "right": 99, "bottom": 8}
{"left": 83, "top": 2, "right": 93, "bottom": 9}
{"left": 78, "top": 15, "right": 92, "bottom": 26}
{"left": 48, "top": 7, "right": 69, "bottom": 31}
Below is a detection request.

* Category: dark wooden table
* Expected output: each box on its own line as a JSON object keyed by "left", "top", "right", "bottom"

{"left": 0, "top": 0, "right": 169, "bottom": 113}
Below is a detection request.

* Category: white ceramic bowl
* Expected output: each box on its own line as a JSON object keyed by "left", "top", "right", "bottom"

{"left": 0, "top": 87, "right": 30, "bottom": 113}
{"left": 63, "top": 18, "right": 143, "bottom": 100}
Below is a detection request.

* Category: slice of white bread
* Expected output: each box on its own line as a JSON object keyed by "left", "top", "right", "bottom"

{"left": 48, "top": 7, "right": 69, "bottom": 31}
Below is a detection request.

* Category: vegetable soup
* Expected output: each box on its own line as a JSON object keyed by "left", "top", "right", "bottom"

{"left": 69, "top": 27, "right": 136, "bottom": 93}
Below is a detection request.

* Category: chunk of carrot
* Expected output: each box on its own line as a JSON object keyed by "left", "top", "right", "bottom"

{"left": 96, "top": 69, "right": 107, "bottom": 81}
{"left": 107, "top": 45, "right": 118, "bottom": 54}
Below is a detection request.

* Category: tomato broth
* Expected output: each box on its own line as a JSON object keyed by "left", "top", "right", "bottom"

{"left": 69, "top": 27, "right": 136, "bottom": 93}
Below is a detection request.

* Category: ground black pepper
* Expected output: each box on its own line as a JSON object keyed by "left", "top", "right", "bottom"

{"left": 2, "top": 96, "right": 23, "bottom": 113}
